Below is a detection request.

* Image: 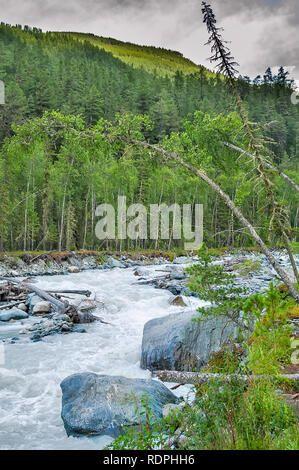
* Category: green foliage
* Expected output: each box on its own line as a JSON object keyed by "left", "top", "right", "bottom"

{"left": 180, "top": 379, "right": 299, "bottom": 450}
{"left": 62, "top": 32, "right": 209, "bottom": 77}
{"left": 248, "top": 324, "right": 292, "bottom": 375}
{"left": 203, "top": 344, "right": 246, "bottom": 374}
{"left": 0, "top": 110, "right": 270, "bottom": 252}
{"left": 105, "top": 393, "right": 181, "bottom": 450}
{"left": 0, "top": 23, "right": 298, "bottom": 254}
{"left": 234, "top": 259, "right": 262, "bottom": 276}
{"left": 245, "top": 283, "right": 294, "bottom": 375}
{"left": 186, "top": 244, "right": 252, "bottom": 330}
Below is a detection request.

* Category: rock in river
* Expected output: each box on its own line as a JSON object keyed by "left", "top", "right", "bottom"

{"left": 106, "top": 257, "right": 126, "bottom": 269}
{"left": 169, "top": 296, "right": 187, "bottom": 307}
{"left": 0, "top": 308, "right": 29, "bottom": 322}
{"left": 68, "top": 266, "right": 80, "bottom": 273}
{"left": 32, "top": 301, "right": 52, "bottom": 315}
{"left": 141, "top": 310, "right": 240, "bottom": 371}
{"left": 60, "top": 373, "right": 179, "bottom": 437}
{"left": 26, "top": 293, "right": 43, "bottom": 314}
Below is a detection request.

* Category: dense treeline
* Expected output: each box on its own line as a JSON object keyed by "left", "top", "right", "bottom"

{"left": 0, "top": 110, "right": 298, "bottom": 253}
{"left": 0, "top": 23, "right": 298, "bottom": 252}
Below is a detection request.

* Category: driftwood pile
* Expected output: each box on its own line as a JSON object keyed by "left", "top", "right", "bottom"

{"left": 0, "top": 277, "right": 97, "bottom": 324}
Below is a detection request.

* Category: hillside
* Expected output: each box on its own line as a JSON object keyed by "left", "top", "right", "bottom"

{"left": 54, "top": 32, "right": 213, "bottom": 77}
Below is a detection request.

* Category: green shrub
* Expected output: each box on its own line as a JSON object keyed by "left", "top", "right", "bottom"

{"left": 180, "top": 379, "right": 299, "bottom": 450}
{"left": 106, "top": 393, "right": 182, "bottom": 450}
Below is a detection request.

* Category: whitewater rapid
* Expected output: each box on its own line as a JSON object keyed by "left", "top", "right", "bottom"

{"left": 0, "top": 265, "right": 204, "bottom": 450}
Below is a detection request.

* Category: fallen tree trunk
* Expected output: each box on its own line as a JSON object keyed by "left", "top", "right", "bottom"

{"left": 152, "top": 370, "right": 299, "bottom": 384}
{"left": 0, "top": 300, "right": 26, "bottom": 311}
{"left": 0, "top": 278, "right": 99, "bottom": 324}
{"left": 18, "top": 283, "right": 68, "bottom": 313}
{"left": 46, "top": 289, "right": 91, "bottom": 297}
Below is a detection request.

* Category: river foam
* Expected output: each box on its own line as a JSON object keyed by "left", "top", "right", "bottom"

{"left": 0, "top": 265, "right": 204, "bottom": 449}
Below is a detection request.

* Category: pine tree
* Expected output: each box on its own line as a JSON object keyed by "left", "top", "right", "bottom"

{"left": 201, "top": 1, "right": 299, "bottom": 285}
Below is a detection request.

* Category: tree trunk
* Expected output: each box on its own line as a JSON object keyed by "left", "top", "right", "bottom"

{"left": 58, "top": 158, "right": 74, "bottom": 252}
{"left": 23, "top": 168, "right": 31, "bottom": 252}
{"left": 82, "top": 186, "right": 90, "bottom": 250}
{"left": 0, "top": 278, "right": 68, "bottom": 313}
{"left": 152, "top": 370, "right": 299, "bottom": 385}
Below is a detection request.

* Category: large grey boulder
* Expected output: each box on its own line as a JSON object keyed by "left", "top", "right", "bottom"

{"left": 106, "top": 257, "right": 126, "bottom": 269}
{"left": 141, "top": 310, "right": 240, "bottom": 371}
{"left": 60, "top": 373, "right": 179, "bottom": 437}
{"left": 0, "top": 308, "right": 29, "bottom": 322}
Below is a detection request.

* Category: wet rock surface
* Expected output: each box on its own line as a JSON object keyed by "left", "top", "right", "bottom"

{"left": 60, "top": 373, "right": 179, "bottom": 437}
{"left": 0, "top": 308, "right": 29, "bottom": 322}
{"left": 141, "top": 310, "right": 240, "bottom": 371}
{"left": 32, "top": 301, "right": 52, "bottom": 315}
{"left": 19, "top": 316, "right": 74, "bottom": 342}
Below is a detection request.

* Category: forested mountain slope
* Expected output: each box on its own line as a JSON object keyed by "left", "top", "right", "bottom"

{"left": 56, "top": 32, "right": 210, "bottom": 76}
{"left": 1, "top": 22, "right": 298, "bottom": 159}
{"left": 0, "top": 22, "right": 298, "bottom": 252}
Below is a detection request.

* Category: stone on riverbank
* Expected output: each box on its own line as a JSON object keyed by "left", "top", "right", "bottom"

{"left": 60, "top": 373, "right": 179, "bottom": 437}
{"left": 106, "top": 257, "right": 126, "bottom": 269}
{"left": 0, "top": 308, "right": 29, "bottom": 322}
{"left": 32, "top": 301, "right": 52, "bottom": 315}
{"left": 141, "top": 310, "right": 240, "bottom": 371}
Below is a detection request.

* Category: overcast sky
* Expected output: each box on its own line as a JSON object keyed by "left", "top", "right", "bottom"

{"left": 0, "top": 0, "right": 298, "bottom": 80}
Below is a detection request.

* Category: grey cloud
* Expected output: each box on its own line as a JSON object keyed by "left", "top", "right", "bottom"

{"left": 0, "top": 0, "right": 298, "bottom": 78}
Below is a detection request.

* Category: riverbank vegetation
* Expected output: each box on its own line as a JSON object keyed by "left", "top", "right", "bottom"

{"left": 107, "top": 247, "right": 299, "bottom": 450}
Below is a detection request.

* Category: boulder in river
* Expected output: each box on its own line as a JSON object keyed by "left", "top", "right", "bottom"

{"left": 68, "top": 266, "right": 80, "bottom": 273}
{"left": 26, "top": 293, "right": 43, "bottom": 314}
{"left": 141, "top": 310, "right": 241, "bottom": 371}
{"left": 60, "top": 373, "right": 179, "bottom": 437}
{"left": 106, "top": 257, "right": 126, "bottom": 269}
{"left": 17, "top": 303, "right": 28, "bottom": 312}
{"left": 0, "top": 308, "right": 29, "bottom": 322}
{"left": 166, "top": 280, "right": 185, "bottom": 295}
{"left": 32, "top": 301, "right": 52, "bottom": 315}
{"left": 170, "top": 271, "right": 186, "bottom": 280}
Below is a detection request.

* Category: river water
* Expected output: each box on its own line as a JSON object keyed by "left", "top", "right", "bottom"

{"left": 0, "top": 265, "right": 205, "bottom": 450}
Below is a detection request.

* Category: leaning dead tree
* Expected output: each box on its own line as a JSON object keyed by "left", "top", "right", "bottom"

{"left": 221, "top": 142, "right": 299, "bottom": 195}
{"left": 153, "top": 370, "right": 299, "bottom": 385}
{"left": 202, "top": 1, "right": 299, "bottom": 284}
{"left": 115, "top": 137, "right": 299, "bottom": 302}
